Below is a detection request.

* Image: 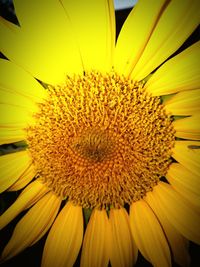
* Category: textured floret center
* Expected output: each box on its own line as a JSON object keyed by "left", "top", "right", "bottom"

{"left": 26, "top": 71, "right": 175, "bottom": 209}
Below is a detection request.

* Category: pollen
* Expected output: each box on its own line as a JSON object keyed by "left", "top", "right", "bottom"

{"left": 26, "top": 71, "right": 175, "bottom": 209}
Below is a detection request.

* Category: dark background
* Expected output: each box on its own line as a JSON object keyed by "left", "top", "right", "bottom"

{"left": 0, "top": 1, "right": 200, "bottom": 266}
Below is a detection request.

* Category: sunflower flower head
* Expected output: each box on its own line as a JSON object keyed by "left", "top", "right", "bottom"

{"left": 0, "top": 1, "right": 200, "bottom": 267}
{"left": 26, "top": 71, "right": 175, "bottom": 209}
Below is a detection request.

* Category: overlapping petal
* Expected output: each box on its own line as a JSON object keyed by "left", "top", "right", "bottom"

{"left": 0, "top": 0, "right": 83, "bottom": 84}
{"left": 61, "top": 0, "right": 115, "bottom": 71}
{"left": 8, "top": 164, "right": 37, "bottom": 191}
{"left": 130, "top": 200, "right": 171, "bottom": 267}
{"left": 131, "top": 0, "right": 200, "bottom": 80}
{"left": 1, "top": 192, "right": 61, "bottom": 261}
{"left": 145, "top": 41, "right": 200, "bottom": 95}
{"left": 0, "top": 59, "right": 47, "bottom": 102}
{"left": 145, "top": 190, "right": 190, "bottom": 267}
{"left": 80, "top": 209, "right": 109, "bottom": 267}
{"left": 0, "top": 127, "right": 26, "bottom": 145}
{"left": 114, "top": 0, "right": 166, "bottom": 75}
{"left": 0, "top": 180, "right": 49, "bottom": 229}
{"left": 0, "top": 150, "right": 32, "bottom": 193}
{"left": 164, "top": 89, "right": 200, "bottom": 116}
{"left": 173, "top": 115, "right": 200, "bottom": 140}
{"left": 0, "top": 104, "right": 35, "bottom": 128}
{"left": 42, "top": 202, "right": 83, "bottom": 267}
{"left": 109, "top": 207, "right": 137, "bottom": 267}
{"left": 172, "top": 141, "right": 200, "bottom": 177}
{"left": 151, "top": 182, "right": 200, "bottom": 244}
{"left": 166, "top": 163, "right": 200, "bottom": 207}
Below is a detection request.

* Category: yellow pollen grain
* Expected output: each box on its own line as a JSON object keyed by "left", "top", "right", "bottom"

{"left": 26, "top": 71, "right": 175, "bottom": 209}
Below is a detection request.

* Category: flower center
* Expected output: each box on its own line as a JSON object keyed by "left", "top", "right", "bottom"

{"left": 26, "top": 71, "right": 175, "bottom": 209}
{"left": 73, "top": 129, "right": 114, "bottom": 162}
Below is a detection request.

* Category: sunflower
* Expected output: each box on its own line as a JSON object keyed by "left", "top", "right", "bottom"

{"left": 0, "top": 0, "right": 200, "bottom": 267}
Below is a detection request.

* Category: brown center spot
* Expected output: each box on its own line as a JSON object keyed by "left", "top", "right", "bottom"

{"left": 26, "top": 71, "right": 175, "bottom": 209}
{"left": 73, "top": 129, "right": 114, "bottom": 162}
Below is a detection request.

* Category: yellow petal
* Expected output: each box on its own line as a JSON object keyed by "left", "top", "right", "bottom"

{"left": 0, "top": 87, "right": 38, "bottom": 112}
{"left": 8, "top": 164, "right": 36, "bottom": 191}
{"left": 0, "top": 1, "right": 83, "bottom": 85}
{"left": 152, "top": 182, "right": 200, "bottom": 244}
{"left": 167, "top": 163, "right": 200, "bottom": 195}
{"left": 61, "top": 0, "right": 115, "bottom": 72}
{"left": 80, "top": 209, "right": 109, "bottom": 267}
{"left": 172, "top": 141, "right": 200, "bottom": 177}
{"left": 114, "top": 0, "right": 166, "bottom": 75}
{"left": 42, "top": 202, "right": 83, "bottom": 267}
{"left": 0, "top": 150, "right": 32, "bottom": 193}
{"left": 0, "top": 180, "right": 48, "bottom": 229}
{"left": 130, "top": 200, "right": 171, "bottom": 267}
{"left": 0, "top": 59, "right": 47, "bottom": 102}
{"left": 131, "top": 0, "right": 200, "bottom": 80}
{"left": 166, "top": 163, "right": 200, "bottom": 207}
{"left": 0, "top": 127, "right": 26, "bottom": 145}
{"left": 173, "top": 115, "right": 200, "bottom": 140}
{"left": 145, "top": 190, "right": 190, "bottom": 267}
{"left": 109, "top": 207, "right": 137, "bottom": 267}
{"left": 164, "top": 89, "right": 200, "bottom": 116}
{"left": 145, "top": 41, "right": 200, "bottom": 95}
{"left": 0, "top": 104, "right": 35, "bottom": 128}
{"left": 1, "top": 192, "right": 61, "bottom": 261}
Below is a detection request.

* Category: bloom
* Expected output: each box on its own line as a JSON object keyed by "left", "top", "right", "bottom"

{"left": 0, "top": 0, "right": 200, "bottom": 266}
